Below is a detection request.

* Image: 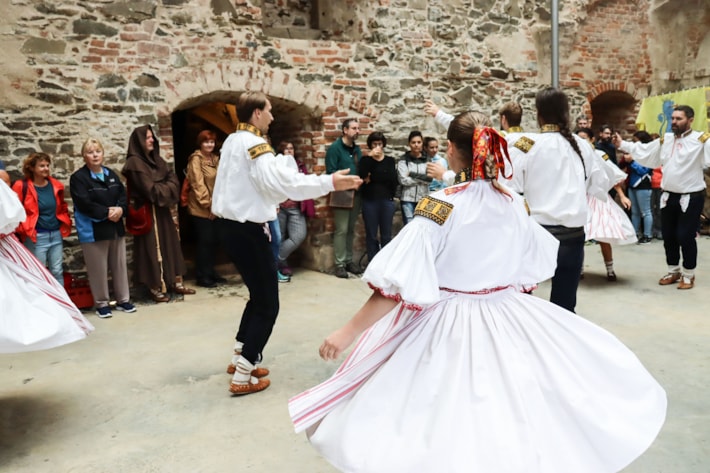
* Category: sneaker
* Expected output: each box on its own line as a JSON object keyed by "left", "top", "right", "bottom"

{"left": 334, "top": 266, "right": 349, "bottom": 279}
{"left": 345, "top": 262, "right": 363, "bottom": 274}
{"left": 115, "top": 302, "right": 137, "bottom": 313}
{"left": 279, "top": 263, "right": 293, "bottom": 277}
{"left": 213, "top": 275, "right": 228, "bottom": 284}
{"left": 277, "top": 271, "right": 291, "bottom": 283}
{"left": 96, "top": 306, "right": 113, "bottom": 318}
{"left": 638, "top": 236, "right": 652, "bottom": 244}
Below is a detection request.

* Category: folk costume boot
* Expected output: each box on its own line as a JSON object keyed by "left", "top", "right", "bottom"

{"left": 226, "top": 342, "right": 269, "bottom": 378}
{"left": 659, "top": 265, "right": 682, "bottom": 286}
{"left": 678, "top": 269, "right": 695, "bottom": 290}
{"left": 229, "top": 356, "right": 270, "bottom": 396}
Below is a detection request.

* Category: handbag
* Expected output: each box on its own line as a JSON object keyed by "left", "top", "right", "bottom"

{"left": 328, "top": 189, "right": 355, "bottom": 209}
{"left": 300, "top": 199, "right": 316, "bottom": 218}
{"left": 125, "top": 185, "right": 153, "bottom": 236}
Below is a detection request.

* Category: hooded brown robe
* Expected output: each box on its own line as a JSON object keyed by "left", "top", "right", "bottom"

{"left": 122, "top": 125, "right": 186, "bottom": 292}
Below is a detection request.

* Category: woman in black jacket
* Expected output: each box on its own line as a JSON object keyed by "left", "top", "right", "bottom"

{"left": 70, "top": 138, "right": 135, "bottom": 318}
{"left": 359, "top": 132, "right": 399, "bottom": 263}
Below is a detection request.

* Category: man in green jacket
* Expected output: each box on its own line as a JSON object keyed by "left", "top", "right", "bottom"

{"left": 326, "top": 118, "right": 363, "bottom": 278}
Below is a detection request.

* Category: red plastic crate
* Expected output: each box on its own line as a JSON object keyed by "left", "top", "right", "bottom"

{"left": 63, "top": 272, "right": 94, "bottom": 309}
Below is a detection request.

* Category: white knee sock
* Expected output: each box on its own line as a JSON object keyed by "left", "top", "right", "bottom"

{"left": 231, "top": 356, "right": 258, "bottom": 385}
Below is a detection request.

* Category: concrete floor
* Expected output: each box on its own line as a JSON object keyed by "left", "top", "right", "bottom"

{"left": 1, "top": 238, "right": 709, "bottom": 472}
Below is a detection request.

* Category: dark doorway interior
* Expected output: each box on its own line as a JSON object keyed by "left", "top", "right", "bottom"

{"left": 590, "top": 90, "right": 637, "bottom": 135}
{"left": 170, "top": 92, "right": 321, "bottom": 277}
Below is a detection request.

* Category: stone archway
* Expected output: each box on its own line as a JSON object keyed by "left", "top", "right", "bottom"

{"left": 157, "top": 65, "right": 372, "bottom": 274}
{"left": 587, "top": 84, "right": 638, "bottom": 134}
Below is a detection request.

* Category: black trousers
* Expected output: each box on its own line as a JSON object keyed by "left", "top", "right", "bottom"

{"left": 192, "top": 215, "right": 220, "bottom": 282}
{"left": 545, "top": 226, "right": 585, "bottom": 314}
{"left": 218, "top": 219, "right": 279, "bottom": 365}
{"left": 661, "top": 191, "right": 704, "bottom": 270}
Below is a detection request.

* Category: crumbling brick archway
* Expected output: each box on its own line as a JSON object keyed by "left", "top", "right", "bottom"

{"left": 586, "top": 82, "right": 640, "bottom": 135}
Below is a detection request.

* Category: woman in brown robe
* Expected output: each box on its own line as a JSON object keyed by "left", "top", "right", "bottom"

{"left": 122, "top": 124, "right": 195, "bottom": 302}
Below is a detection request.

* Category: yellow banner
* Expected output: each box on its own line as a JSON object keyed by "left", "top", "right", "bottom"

{"left": 636, "top": 86, "right": 709, "bottom": 135}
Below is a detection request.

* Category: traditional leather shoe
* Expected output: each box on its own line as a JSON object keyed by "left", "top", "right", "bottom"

{"left": 658, "top": 272, "right": 681, "bottom": 285}
{"left": 173, "top": 284, "right": 196, "bottom": 295}
{"left": 606, "top": 271, "right": 617, "bottom": 282}
{"left": 229, "top": 377, "right": 270, "bottom": 396}
{"left": 334, "top": 266, "right": 349, "bottom": 279}
{"left": 677, "top": 275, "right": 695, "bottom": 290}
{"left": 150, "top": 289, "right": 170, "bottom": 303}
{"left": 226, "top": 363, "right": 270, "bottom": 378}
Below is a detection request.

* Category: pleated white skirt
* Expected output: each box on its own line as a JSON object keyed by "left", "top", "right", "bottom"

{"left": 303, "top": 290, "right": 666, "bottom": 473}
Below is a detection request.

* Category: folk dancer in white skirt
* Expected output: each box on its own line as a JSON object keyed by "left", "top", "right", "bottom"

{"left": 577, "top": 127, "right": 636, "bottom": 281}
{"left": 0, "top": 179, "right": 93, "bottom": 353}
{"left": 289, "top": 111, "right": 666, "bottom": 473}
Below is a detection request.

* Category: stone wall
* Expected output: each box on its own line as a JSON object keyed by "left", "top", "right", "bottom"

{"left": 1, "top": 0, "right": 709, "bottom": 275}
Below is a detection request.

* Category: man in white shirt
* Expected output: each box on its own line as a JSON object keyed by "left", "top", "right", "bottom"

{"left": 613, "top": 105, "right": 710, "bottom": 290}
{"left": 506, "top": 88, "right": 608, "bottom": 313}
{"left": 424, "top": 100, "right": 526, "bottom": 188}
{"left": 212, "top": 91, "right": 362, "bottom": 395}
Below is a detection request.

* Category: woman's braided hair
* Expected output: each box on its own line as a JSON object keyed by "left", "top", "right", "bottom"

{"left": 535, "top": 87, "right": 585, "bottom": 177}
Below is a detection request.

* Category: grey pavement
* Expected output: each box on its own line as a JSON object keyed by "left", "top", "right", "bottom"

{"left": 1, "top": 237, "right": 709, "bottom": 472}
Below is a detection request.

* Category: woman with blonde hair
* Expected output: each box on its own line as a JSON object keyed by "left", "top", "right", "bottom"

{"left": 12, "top": 152, "right": 71, "bottom": 283}
{"left": 70, "top": 138, "right": 135, "bottom": 318}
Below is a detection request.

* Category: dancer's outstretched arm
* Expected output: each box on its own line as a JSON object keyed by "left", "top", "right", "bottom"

{"left": 319, "top": 291, "right": 398, "bottom": 361}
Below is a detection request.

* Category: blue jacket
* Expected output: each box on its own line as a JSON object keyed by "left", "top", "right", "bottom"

{"left": 627, "top": 161, "right": 653, "bottom": 188}
{"left": 70, "top": 166, "right": 127, "bottom": 243}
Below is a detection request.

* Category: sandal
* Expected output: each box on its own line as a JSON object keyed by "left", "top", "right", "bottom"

{"left": 173, "top": 284, "right": 196, "bottom": 295}
{"left": 150, "top": 288, "right": 170, "bottom": 303}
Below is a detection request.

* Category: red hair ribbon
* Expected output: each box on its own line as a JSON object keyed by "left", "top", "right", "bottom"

{"left": 471, "top": 126, "right": 512, "bottom": 181}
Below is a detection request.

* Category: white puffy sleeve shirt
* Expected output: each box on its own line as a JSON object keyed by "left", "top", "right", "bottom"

{"left": 212, "top": 131, "right": 334, "bottom": 223}
{"left": 362, "top": 182, "right": 559, "bottom": 308}
{"left": 507, "top": 132, "right": 608, "bottom": 227}
{"left": 0, "top": 180, "right": 26, "bottom": 236}
{"left": 618, "top": 131, "right": 710, "bottom": 193}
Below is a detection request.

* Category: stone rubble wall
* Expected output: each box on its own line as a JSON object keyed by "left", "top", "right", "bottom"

{"left": 0, "top": 0, "right": 708, "bottom": 276}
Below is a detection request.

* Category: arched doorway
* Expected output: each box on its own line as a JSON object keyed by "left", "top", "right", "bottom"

{"left": 170, "top": 92, "right": 324, "bottom": 277}
{"left": 590, "top": 90, "right": 637, "bottom": 134}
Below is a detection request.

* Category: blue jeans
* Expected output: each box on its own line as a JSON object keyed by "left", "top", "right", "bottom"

{"left": 25, "top": 229, "right": 64, "bottom": 284}
{"left": 362, "top": 198, "right": 396, "bottom": 262}
{"left": 268, "top": 219, "right": 281, "bottom": 263}
{"left": 401, "top": 201, "right": 416, "bottom": 225}
{"left": 629, "top": 188, "right": 653, "bottom": 238}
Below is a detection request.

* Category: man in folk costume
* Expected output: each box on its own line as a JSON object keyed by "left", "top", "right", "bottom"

{"left": 613, "top": 104, "right": 710, "bottom": 290}
{"left": 506, "top": 87, "right": 608, "bottom": 313}
{"left": 212, "top": 91, "right": 362, "bottom": 396}
{"left": 423, "top": 100, "right": 526, "bottom": 188}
